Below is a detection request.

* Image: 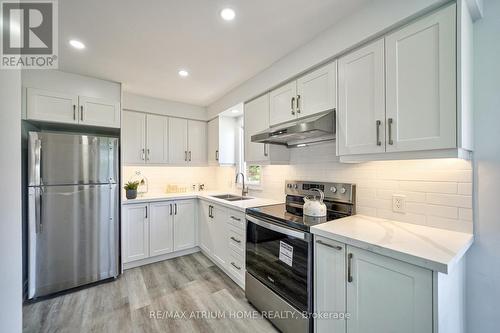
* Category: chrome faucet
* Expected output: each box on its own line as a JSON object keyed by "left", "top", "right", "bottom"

{"left": 235, "top": 172, "right": 249, "bottom": 196}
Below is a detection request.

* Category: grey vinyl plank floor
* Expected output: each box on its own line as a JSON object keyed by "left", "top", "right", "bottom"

{"left": 23, "top": 252, "right": 279, "bottom": 333}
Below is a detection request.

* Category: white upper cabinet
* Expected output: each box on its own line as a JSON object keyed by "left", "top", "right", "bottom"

{"left": 27, "top": 88, "right": 79, "bottom": 124}
{"left": 270, "top": 81, "right": 297, "bottom": 126}
{"left": 187, "top": 120, "right": 208, "bottom": 165}
{"left": 168, "top": 117, "right": 189, "bottom": 164}
{"left": 78, "top": 96, "right": 120, "bottom": 128}
{"left": 122, "top": 111, "right": 146, "bottom": 164}
{"left": 338, "top": 39, "right": 386, "bottom": 155}
{"left": 346, "top": 246, "right": 433, "bottom": 333}
{"left": 173, "top": 200, "right": 196, "bottom": 251}
{"left": 26, "top": 88, "right": 120, "bottom": 128}
{"left": 146, "top": 114, "right": 169, "bottom": 164}
{"left": 207, "top": 118, "right": 219, "bottom": 165}
{"left": 245, "top": 94, "right": 290, "bottom": 164}
{"left": 385, "top": 4, "right": 456, "bottom": 152}
{"left": 296, "top": 61, "right": 337, "bottom": 118}
{"left": 149, "top": 201, "right": 174, "bottom": 257}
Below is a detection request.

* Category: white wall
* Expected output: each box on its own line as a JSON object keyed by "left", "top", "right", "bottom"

{"left": 123, "top": 92, "right": 207, "bottom": 121}
{"left": 467, "top": 0, "right": 500, "bottom": 331}
{"left": 207, "top": 0, "right": 447, "bottom": 117}
{"left": 0, "top": 71, "right": 23, "bottom": 332}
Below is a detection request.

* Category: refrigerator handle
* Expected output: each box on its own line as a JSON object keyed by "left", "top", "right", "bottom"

{"left": 35, "top": 187, "right": 43, "bottom": 233}
{"left": 29, "top": 133, "right": 42, "bottom": 186}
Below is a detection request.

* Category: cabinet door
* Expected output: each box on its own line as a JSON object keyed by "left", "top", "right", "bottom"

{"left": 211, "top": 204, "right": 227, "bottom": 266}
{"left": 314, "top": 237, "right": 346, "bottom": 333}
{"left": 149, "top": 202, "right": 174, "bottom": 257}
{"left": 146, "top": 114, "right": 169, "bottom": 164}
{"left": 385, "top": 4, "right": 456, "bottom": 152}
{"left": 297, "top": 61, "right": 337, "bottom": 118}
{"left": 122, "top": 204, "right": 149, "bottom": 263}
{"left": 346, "top": 246, "right": 433, "bottom": 333}
{"left": 207, "top": 118, "right": 219, "bottom": 165}
{"left": 198, "top": 201, "right": 213, "bottom": 254}
{"left": 173, "top": 200, "right": 196, "bottom": 251}
{"left": 168, "top": 117, "right": 188, "bottom": 164}
{"left": 122, "top": 111, "right": 146, "bottom": 164}
{"left": 338, "top": 39, "right": 386, "bottom": 156}
{"left": 270, "top": 81, "right": 297, "bottom": 126}
{"left": 244, "top": 94, "right": 270, "bottom": 163}
{"left": 79, "top": 96, "right": 120, "bottom": 128}
{"left": 26, "top": 88, "right": 78, "bottom": 124}
{"left": 187, "top": 120, "right": 208, "bottom": 165}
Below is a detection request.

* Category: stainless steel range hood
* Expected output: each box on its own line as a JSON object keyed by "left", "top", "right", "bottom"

{"left": 251, "top": 110, "right": 335, "bottom": 148}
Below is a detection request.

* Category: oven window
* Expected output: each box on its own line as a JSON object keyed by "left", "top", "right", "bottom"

{"left": 246, "top": 220, "right": 310, "bottom": 312}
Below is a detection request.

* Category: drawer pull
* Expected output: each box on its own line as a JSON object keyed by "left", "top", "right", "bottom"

{"left": 231, "top": 262, "right": 241, "bottom": 270}
{"left": 230, "top": 236, "right": 241, "bottom": 244}
{"left": 231, "top": 216, "right": 242, "bottom": 222}
{"left": 316, "top": 240, "right": 342, "bottom": 251}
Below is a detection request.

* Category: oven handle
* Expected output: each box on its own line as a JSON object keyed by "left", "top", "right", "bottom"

{"left": 246, "top": 215, "right": 307, "bottom": 240}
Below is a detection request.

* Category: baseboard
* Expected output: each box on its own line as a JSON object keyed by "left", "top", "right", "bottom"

{"left": 123, "top": 247, "right": 200, "bottom": 270}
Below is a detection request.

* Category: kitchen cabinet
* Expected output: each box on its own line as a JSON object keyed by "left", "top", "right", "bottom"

{"left": 338, "top": 39, "right": 386, "bottom": 155}
{"left": 187, "top": 120, "right": 208, "bottom": 165}
{"left": 346, "top": 246, "right": 433, "bottom": 333}
{"left": 314, "top": 238, "right": 433, "bottom": 333}
{"left": 210, "top": 204, "right": 228, "bottom": 266}
{"left": 208, "top": 116, "right": 237, "bottom": 166}
{"left": 173, "top": 200, "right": 197, "bottom": 251}
{"left": 385, "top": 4, "right": 456, "bottom": 152}
{"left": 146, "top": 114, "right": 169, "bottom": 164}
{"left": 149, "top": 201, "right": 173, "bottom": 256}
{"left": 122, "top": 199, "right": 196, "bottom": 265}
{"left": 122, "top": 204, "right": 149, "bottom": 263}
{"left": 26, "top": 88, "right": 120, "bottom": 128}
{"left": 168, "top": 118, "right": 207, "bottom": 165}
{"left": 199, "top": 201, "right": 213, "bottom": 255}
{"left": 244, "top": 94, "right": 290, "bottom": 164}
{"left": 314, "top": 236, "right": 346, "bottom": 333}
{"left": 296, "top": 61, "right": 337, "bottom": 118}
{"left": 269, "top": 62, "right": 337, "bottom": 127}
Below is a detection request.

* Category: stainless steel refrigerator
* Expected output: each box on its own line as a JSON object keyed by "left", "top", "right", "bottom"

{"left": 27, "top": 131, "right": 119, "bottom": 299}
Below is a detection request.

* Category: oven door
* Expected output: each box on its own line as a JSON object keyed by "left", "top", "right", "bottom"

{"left": 246, "top": 215, "right": 312, "bottom": 312}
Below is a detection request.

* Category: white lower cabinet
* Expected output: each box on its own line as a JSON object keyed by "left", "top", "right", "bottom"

{"left": 122, "top": 200, "right": 196, "bottom": 266}
{"left": 315, "top": 236, "right": 433, "bottom": 333}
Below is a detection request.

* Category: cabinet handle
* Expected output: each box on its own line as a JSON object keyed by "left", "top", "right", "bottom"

{"left": 296, "top": 95, "right": 301, "bottom": 114}
{"left": 230, "top": 216, "right": 241, "bottom": 222}
{"left": 170, "top": 204, "right": 173, "bottom": 215}
{"left": 141, "top": 149, "right": 145, "bottom": 160}
{"left": 388, "top": 118, "right": 394, "bottom": 145}
{"left": 230, "top": 236, "right": 241, "bottom": 244}
{"left": 263, "top": 144, "right": 268, "bottom": 157}
{"left": 145, "top": 206, "right": 148, "bottom": 219}
{"left": 184, "top": 151, "right": 187, "bottom": 161}
{"left": 146, "top": 149, "right": 150, "bottom": 161}
{"left": 208, "top": 205, "right": 213, "bottom": 218}
{"left": 189, "top": 151, "right": 192, "bottom": 162}
{"left": 80, "top": 105, "right": 84, "bottom": 121}
{"left": 316, "top": 240, "right": 342, "bottom": 251}
{"left": 376, "top": 120, "right": 382, "bottom": 146}
{"left": 231, "top": 262, "right": 241, "bottom": 270}
{"left": 73, "top": 105, "right": 76, "bottom": 120}
{"left": 215, "top": 150, "right": 219, "bottom": 161}
{"left": 347, "top": 253, "right": 353, "bottom": 283}
{"left": 175, "top": 203, "right": 178, "bottom": 215}
{"left": 291, "top": 97, "right": 296, "bottom": 115}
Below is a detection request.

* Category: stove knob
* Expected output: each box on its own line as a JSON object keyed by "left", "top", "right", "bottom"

{"left": 293, "top": 184, "right": 298, "bottom": 189}
{"left": 340, "top": 187, "right": 347, "bottom": 194}
{"left": 287, "top": 184, "right": 292, "bottom": 188}
{"left": 330, "top": 186, "right": 337, "bottom": 193}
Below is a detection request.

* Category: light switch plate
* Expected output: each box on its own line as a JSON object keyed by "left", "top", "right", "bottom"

{"left": 392, "top": 195, "right": 406, "bottom": 213}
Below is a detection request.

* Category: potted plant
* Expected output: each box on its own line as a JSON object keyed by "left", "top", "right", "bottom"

{"left": 124, "top": 181, "right": 140, "bottom": 199}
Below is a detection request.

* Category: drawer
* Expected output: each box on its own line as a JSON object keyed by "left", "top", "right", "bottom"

{"left": 228, "top": 228, "right": 244, "bottom": 254}
{"left": 227, "top": 250, "right": 245, "bottom": 278}
{"left": 227, "top": 211, "right": 245, "bottom": 229}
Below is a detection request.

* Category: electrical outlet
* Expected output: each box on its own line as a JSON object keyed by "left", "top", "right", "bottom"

{"left": 392, "top": 195, "right": 406, "bottom": 213}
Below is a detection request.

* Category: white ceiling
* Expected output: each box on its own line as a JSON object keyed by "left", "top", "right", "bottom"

{"left": 59, "top": 0, "right": 370, "bottom": 106}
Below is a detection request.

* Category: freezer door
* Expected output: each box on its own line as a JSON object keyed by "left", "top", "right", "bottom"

{"left": 28, "top": 184, "right": 119, "bottom": 299}
{"left": 28, "top": 132, "right": 118, "bottom": 186}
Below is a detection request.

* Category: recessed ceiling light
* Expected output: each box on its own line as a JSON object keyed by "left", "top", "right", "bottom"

{"left": 231, "top": 109, "right": 239, "bottom": 113}
{"left": 178, "top": 69, "right": 189, "bottom": 77}
{"left": 69, "top": 39, "right": 85, "bottom": 49}
{"left": 220, "top": 8, "right": 235, "bottom": 21}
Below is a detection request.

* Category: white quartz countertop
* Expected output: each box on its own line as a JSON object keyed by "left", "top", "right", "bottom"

{"left": 122, "top": 191, "right": 282, "bottom": 213}
{"left": 311, "top": 215, "right": 473, "bottom": 274}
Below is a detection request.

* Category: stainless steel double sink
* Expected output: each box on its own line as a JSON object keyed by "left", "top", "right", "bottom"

{"left": 211, "top": 194, "right": 253, "bottom": 202}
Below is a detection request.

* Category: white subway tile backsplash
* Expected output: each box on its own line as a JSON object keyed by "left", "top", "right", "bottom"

{"left": 398, "top": 181, "right": 458, "bottom": 194}
{"left": 426, "top": 193, "right": 472, "bottom": 208}
{"left": 457, "top": 183, "right": 473, "bottom": 195}
{"left": 459, "top": 208, "right": 473, "bottom": 221}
